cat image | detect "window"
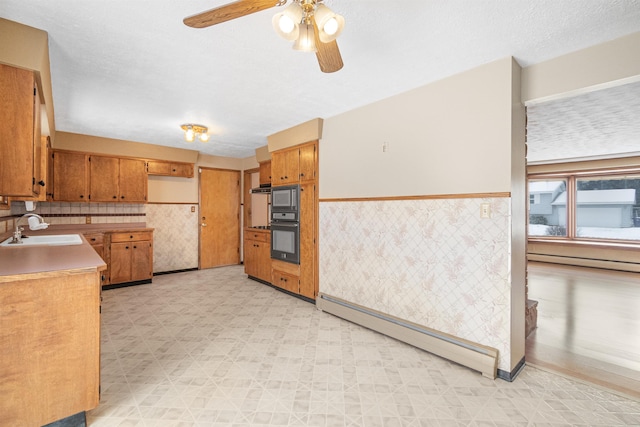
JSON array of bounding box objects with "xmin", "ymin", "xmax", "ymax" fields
[
  {"xmin": 575, "ymin": 175, "xmax": 640, "ymax": 240},
  {"xmin": 528, "ymin": 172, "xmax": 640, "ymax": 242},
  {"xmin": 528, "ymin": 180, "xmax": 568, "ymax": 237}
]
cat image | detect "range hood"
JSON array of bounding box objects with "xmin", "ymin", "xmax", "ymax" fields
[{"xmin": 251, "ymin": 186, "xmax": 271, "ymax": 194}]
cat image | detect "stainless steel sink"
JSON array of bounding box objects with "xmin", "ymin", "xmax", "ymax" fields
[{"xmin": 0, "ymin": 234, "xmax": 83, "ymax": 247}]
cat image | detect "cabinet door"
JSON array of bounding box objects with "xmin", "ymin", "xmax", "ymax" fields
[
  {"xmin": 244, "ymin": 238, "xmax": 259, "ymax": 277},
  {"xmin": 272, "ymin": 270, "xmax": 299, "ymax": 294},
  {"xmin": 110, "ymin": 242, "xmax": 132, "ymax": 284},
  {"xmin": 171, "ymin": 163, "xmax": 194, "ymax": 178},
  {"xmin": 89, "ymin": 155, "xmax": 119, "ymax": 202},
  {"xmin": 131, "ymin": 241, "xmax": 152, "ymax": 281},
  {"xmin": 146, "ymin": 160, "xmax": 171, "ymax": 175},
  {"xmin": 271, "ymin": 148, "xmax": 299, "ymax": 185},
  {"xmin": 299, "ymin": 143, "xmax": 316, "ymax": 183},
  {"xmin": 256, "ymin": 239, "xmax": 271, "ymax": 282},
  {"xmin": 259, "ymin": 161, "xmax": 271, "ymax": 187},
  {"xmin": 299, "ymin": 183, "xmax": 316, "ymax": 299},
  {"xmin": 119, "ymin": 158, "xmax": 147, "ymax": 202},
  {"xmin": 0, "ymin": 64, "xmax": 36, "ymax": 197},
  {"xmin": 53, "ymin": 151, "xmax": 89, "ymax": 202},
  {"xmin": 31, "ymin": 84, "xmax": 42, "ymax": 195}
]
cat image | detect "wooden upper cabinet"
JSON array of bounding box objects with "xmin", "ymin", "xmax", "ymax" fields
[
  {"xmin": 169, "ymin": 162, "xmax": 194, "ymax": 178},
  {"xmin": 259, "ymin": 161, "xmax": 271, "ymax": 187},
  {"xmin": 147, "ymin": 160, "xmax": 194, "ymax": 178},
  {"xmin": 53, "ymin": 151, "xmax": 89, "ymax": 202},
  {"xmin": 146, "ymin": 160, "xmax": 171, "ymax": 175},
  {"xmin": 299, "ymin": 143, "xmax": 316, "ymax": 183},
  {"xmin": 119, "ymin": 158, "xmax": 147, "ymax": 202},
  {"xmin": 271, "ymin": 141, "xmax": 317, "ymax": 186},
  {"xmin": 0, "ymin": 64, "xmax": 39, "ymax": 197},
  {"xmin": 89, "ymin": 155, "xmax": 119, "ymax": 202},
  {"xmin": 271, "ymin": 148, "xmax": 300, "ymax": 185},
  {"xmin": 52, "ymin": 151, "xmax": 147, "ymax": 203}
]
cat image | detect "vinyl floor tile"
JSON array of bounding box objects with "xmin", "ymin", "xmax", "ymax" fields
[{"xmin": 88, "ymin": 266, "xmax": 640, "ymax": 426}]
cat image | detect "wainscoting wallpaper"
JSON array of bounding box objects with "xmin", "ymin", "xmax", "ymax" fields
[
  {"xmin": 145, "ymin": 203, "xmax": 199, "ymax": 273},
  {"xmin": 319, "ymin": 196, "xmax": 513, "ymax": 372}
]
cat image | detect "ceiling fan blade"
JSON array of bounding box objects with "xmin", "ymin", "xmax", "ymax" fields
[
  {"xmin": 312, "ymin": 17, "xmax": 344, "ymax": 73},
  {"xmin": 184, "ymin": 0, "xmax": 278, "ymax": 28}
]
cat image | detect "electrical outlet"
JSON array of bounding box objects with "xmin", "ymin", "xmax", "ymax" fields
[
  {"xmin": 191, "ymin": 206, "xmax": 196, "ymax": 213},
  {"xmin": 481, "ymin": 203, "xmax": 491, "ymax": 218},
  {"xmin": 85, "ymin": 216, "xmax": 91, "ymax": 224},
  {"xmin": 382, "ymin": 141, "xmax": 389, "ymax": 153}
]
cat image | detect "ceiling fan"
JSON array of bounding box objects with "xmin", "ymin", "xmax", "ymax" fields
[{"xmin": 183, "ymin": 0, "xmax": 344, "ymax": 73}]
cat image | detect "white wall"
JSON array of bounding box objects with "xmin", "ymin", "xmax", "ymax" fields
[{"xmin": 321, "ymin": 58, "xmax": 516, "ymax": 199}]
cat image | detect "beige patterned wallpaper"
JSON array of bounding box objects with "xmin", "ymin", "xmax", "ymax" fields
[
  {"xmin": 146, "ymin": 203, "xmax": 199, "ymax": 273},
  {"xmin": 319, "ymin": 196, "xmax": 513, "ymax": 371}
]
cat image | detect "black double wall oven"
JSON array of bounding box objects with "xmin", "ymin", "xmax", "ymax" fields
[{"xmin": 270, "ymin": 184, "xmax": 300, "ymax": 264}]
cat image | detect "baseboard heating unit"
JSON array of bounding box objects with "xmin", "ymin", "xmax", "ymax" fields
[{"xmin": 317, "ymin": 293, "xmax": 499, "ymax": 379}]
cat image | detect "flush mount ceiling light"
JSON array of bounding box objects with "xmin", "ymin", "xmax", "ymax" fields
[
  {"xmin": 183, "ymin": 0, "xmax": 344, "ymax": 73},
  {"xmin": 181, "ymin": 124, "xmax": 209, "ymax": 142}
]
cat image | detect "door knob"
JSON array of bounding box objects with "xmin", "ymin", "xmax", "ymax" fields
[{"xmin": 201, "ymin": 223, "xmax": 207, "ymax": 227}]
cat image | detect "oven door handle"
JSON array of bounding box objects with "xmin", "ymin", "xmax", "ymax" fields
[{"xmin": 271, "ymin": 222, "xmax": 299, "ymax": 228}]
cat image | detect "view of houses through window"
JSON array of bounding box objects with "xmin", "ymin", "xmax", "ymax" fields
[{"xmin": 528, "ymin": 173, "xmax": 640, "ymax": 242}]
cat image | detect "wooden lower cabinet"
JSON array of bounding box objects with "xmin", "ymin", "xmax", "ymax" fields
[
  {"xmin": 84, "ymin": 232, "xmax": 108, "ymax": 285},
  {"xmin": 0, "ymin": 269, "xmax": 101, "ymax": 426},
  {"xmin": 109, "ymin": 231, "xmax": 153, "ymax": 285},
  {"xmin": 244, "ymin": 229, "xmax": 271, "ymax": 282},
  {"xmin": 271, "ymin": 259, "xmax": 300, "ymax": 294}
]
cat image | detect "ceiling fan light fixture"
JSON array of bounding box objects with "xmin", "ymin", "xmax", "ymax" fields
[
  {"xmin": 292, "ymin": 22, "xmax": 316, "ymax": 52},
  {"xmin": 272, "ymin": 2, "xmax": 302, "ymax": 41},
  {"xmin": 314, "ymin": 4, "xmax": 344, "ymax": 42}
]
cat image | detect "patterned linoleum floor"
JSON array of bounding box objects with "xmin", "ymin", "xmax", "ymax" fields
[{"xmin": 88, "ymin": 266, "xmax": 640, "ymax": 426}]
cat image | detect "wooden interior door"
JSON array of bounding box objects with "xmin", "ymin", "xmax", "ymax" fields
[{"xmin": 200, "ymin": 168, "xmax": 241, "ymax": 269}]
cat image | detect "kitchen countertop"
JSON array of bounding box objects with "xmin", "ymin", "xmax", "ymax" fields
[{"xmin": 0, "ymin": 223, "xmax": 152, "ymax": 280}]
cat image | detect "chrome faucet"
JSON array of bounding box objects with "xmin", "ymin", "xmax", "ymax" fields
[{"xmin": 11, "ymin": 213, "xmax": 49, "ymax": 244}]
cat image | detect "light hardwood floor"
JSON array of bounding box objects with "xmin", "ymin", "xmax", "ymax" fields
[{"xmin": 526, "ymin": 261, "xmax": 640, "ymax": 400}]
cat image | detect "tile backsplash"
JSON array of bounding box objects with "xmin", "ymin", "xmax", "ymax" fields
[{"xmin": 9, "ymin": 201, "xmax": 146, "ymax": 225}]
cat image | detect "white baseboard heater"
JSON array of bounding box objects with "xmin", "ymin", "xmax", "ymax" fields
[{"xmin": 317, "ymin": 293, "xmax": 499, "ymax": 379}]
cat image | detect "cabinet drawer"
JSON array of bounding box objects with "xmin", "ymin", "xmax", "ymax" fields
[
  {"xmin": 245, "ymin": 230, "xmax": 269, "ymax": 243},
  {"xmin": 83, "ymin": 233, "xmax": 104, "ymax": 245},
  {"xmin": 110, "ymin": 231, "xmax": 151, "ymax": 243},
  {"xmin": 272, "ymin": 270, "xmax": 299, "ymax": 294}
]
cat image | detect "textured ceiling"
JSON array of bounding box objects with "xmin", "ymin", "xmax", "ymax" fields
[
  {"xmin": 526, "ymin": 80, "xmax": 640, "ymax": 163},
  {"xmin": 1, "ymin": 0, "xmax": 640, "ymax": 160}
]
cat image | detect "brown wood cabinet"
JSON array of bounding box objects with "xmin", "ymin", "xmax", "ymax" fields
[
  {"xmin": 89, "ymin": 155, "xmax": 119, "ymax": 202},
  {"xmin": 117, "ymin": 158, "xmax": 147, "ymax": 202},
  {"xmin": 268, "ymin": 141, "xmax": 318, "ymax": 300},
  {"xmin": 109, "ymin": 231, "xmax": 153, "ymax": 285},
  {"xmin": 259, "ymin": 161, "xmax": 271, "ymax": 187},
  {"xmin": 299, "ymin": 182, "xmax": 317, "ymax": 299},
  {"xmin": 0, "ymin": 64, "xmax": 42, "ymax": 197},
  {"xmin": 271, "ymin": 147, "xmax": 300, "ymax": 185},
  {"xmin": 90, "ymin": 156, "xmax": 147, "ymax": 203},
  {"xmin": 299, "ymin": 143, "xmax": 316, "ymax": 183},
  {"xmin": 271, "ymin": 259, "xmax": 300, "ymax": 294},
  {"xmin": 52, "ymin": 151, "xmax": 89, "ymax": 202},
  {"xmin": 244, "ymin": 229, "xmax": 271, "ymax": 283},
  {"xmin": 0, "ymin": 269, "xmax": 101, "ymax": 426},
  {"xmin": 147, "ymin": 160, "xmax": 194, "ymax": 178},
  {"xmin": 271, "ymin": 141, "xmax": 317, "ymax": 186},
  {"xmin": 84, "ymin": 232, "xmax": 108, "ymax": 285},
  {"xmin": 52, "ymin": 151, "xmax": 147, "ymax": 202}
]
